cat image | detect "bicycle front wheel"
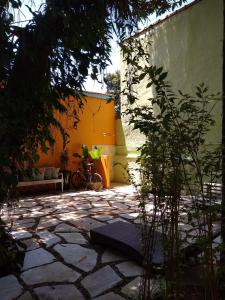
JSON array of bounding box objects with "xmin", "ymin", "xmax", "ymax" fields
[{"xmin": 71, "ymin": 171, "xmax": 85, "ymax": 190}]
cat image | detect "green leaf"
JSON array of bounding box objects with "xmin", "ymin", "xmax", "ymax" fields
[
  {"xmin": 158, "ymin": 72, "xmax": 168, "ymax": 81},
  {"xmin": 146, "ymin": 82, "xmax": 153, "ymax": 88},
  {"xmin": 139, "ymin": 73, "xmax": 146, "ymax": 81},
  {"xmin": 89, "ymin": 146, "xmax": 102, "ymax": 160}
]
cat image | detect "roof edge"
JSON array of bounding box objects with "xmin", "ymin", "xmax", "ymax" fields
[
  {"xmin": 127, "ymin": 0, "xmax": 203, "ymax": 40},
  {"xmin": 80, "ymin": 90, "xmax": 113, "ymax": 100}
]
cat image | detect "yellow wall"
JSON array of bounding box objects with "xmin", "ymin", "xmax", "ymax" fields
[{"xmin": 36, "ymin": 94, "xmax": 115, "ymax": 172}]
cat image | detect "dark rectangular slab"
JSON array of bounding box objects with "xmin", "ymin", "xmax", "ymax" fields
[
  {"xmin": 90, "ymin": 221, "xmax": 164, "ymax": 265},
  {"xmin": 90, "ymin": 221, "xmax": 221, "ymax": 266}
]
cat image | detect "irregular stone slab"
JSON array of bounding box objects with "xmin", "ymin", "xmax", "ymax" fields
[
  {"xmin": 116, "ymin": 261, "xmax": 143, "ymax": 277},
  {"xmin": 54, "ymin": 222, "xmax": 80, "ymax": 232},
  {"xmin": 119, "ymin": 213, "xmax": 139, "ymax": 220},
  {"xmin": 91, "ymin": 214, "xmax": 113, "ymax": 222},
  {"xmin": 102, "ymin": 249, "xmax": 126, "ymax": 263},
  {"xmin": 121, "ymin": 276, "xmax": 163, "ymax": 298},
  {"xmin": 1, "ymin": 213, "xmax": 20, "ymax": 224},
  {"xmin": 54, "ymin": 203, "xmax": 69, "ymax": 209},
  {"xmin": 0, "ymin": 275, "xmax": 23, "ymax": 300},
  {"xmin": 22, "ymin": 248, "xmax": 55, "ymax": 270},
  {"xmin": 55, "ymin": 207, "xmax": 76, "ymax": 214},
  {"xmin": 19, "ymin": 201, "xmax": 37, "ymax": 208},
  {"xmin": 114, "ymin": 196, "xmax": 126, "ymax": 200},
  {"xmin": 111, "ymin": 185, "xmax": 136, "ymax": 193},
  {"xmin": 124, "ymin": 193, "xmax": 137, "ymax": 199},
  {"xmin": 70, "ymin": 217, "xmax": 103, "ymax": 231},
  {"xmin": 37, "ymin": 217, "xmax": 61, "ymax": 230},
  {"xmin": 21, "ymin": 262, "xmax": 80, "ymax": 285},
  {"xmin": 121, "ymin": 276, "xmax": 141, "ymax": 298},
  {"xmin": 11, "ymin": 208, "xmax": 28, "ymax": 215},
  {"xmin": 42, "ymin": 203, "xmax": 58, "ymax": 209},
  {"xmin": 21, "ymin": 238, "xmax": 40, "ymax": 251},
  {"xmin": 40, "ymin": 207, "xmax": 56, "ymax": 214},
  {"xmin": 23, "ymin": 211, "xmax": 46, "ymax": 218},
  {"xmin": 13, "ymin": 221, "xmax": 35, "ymax": 230},
  {"xmin": 90, "ymin": 221, "xmax": 164, "ymax": 265},
  {"xmin": 17, "ymin": 291, "xmax": 34, "ymax": 300},
  {"xmin": 56, "ymin": 211, "xmax": 89, "ymax": 222},
  {"xmin": 81, "ymin": 265, "xmax": 122, "ymax": 298},
  {"xmin": 94, "ymin": 292, "xmax": 125, "ymax": 300},
  {"xmin": 10, "ymin": 229, "xmax": 32, "ymax": 240},
  {"xmin": 14, "ymin": 216, "xmax": 34, "ymax": 223},
  {"xmin": 92, "ymin": 201, "xmax": 110, "ymax": 208},
  {"xmin": 74, "ymin": 203, "xmax": 92, "ymax": 210},
  {"xmin": 83, "ymin": 195, "xmax": 101, "ymax": 201},
  {"xmin": 57, "ymin": 232, "xmax": 87, "ymax": 244},
  {"xmin": 123, "ymin": 201, "xmax": 137, "ymax": 208},
  {"xmin": 101, "ymin": 195, "xmax": 115, "ymax": 200},
  {"xmin": 37, "ymin": 230, "xmax": 61, "ymax": 248},
  {"xmin": 107, "ymin": 218, "xmax": 128, "ymax": 224},
  {"xmin": 111, "ymin": 202, "xmax": 129, "ymax": 210},
  {"xmin": 28, "ymin": 205, "xmax": 43, "ymax": 212},
  {"xmin": 54, "ymin": 203, "xmax": 68, "ymax": 210},
  {"xmin": 54, "ymin": 244, "xmax": 97, "ymax": 272},
  {"xmin": 12, "ymin": 217, "xmax": 35, "ymax": 225},
  {"xmin": 89, "ymin": 207, "xmax": 114, "ymax": 214},
  {"xmin": 34, "ymin": 285, "xmax": 84, "ymax": 300}
]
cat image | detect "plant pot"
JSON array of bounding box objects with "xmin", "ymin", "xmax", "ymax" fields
[{"xmin": 61, "ymin": 170, "xmax": 71, "ymax": 190}]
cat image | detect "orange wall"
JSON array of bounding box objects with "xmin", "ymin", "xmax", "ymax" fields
[{"xmin": 36, "ymin": 95, "xmax": 115, "ymax": 172}]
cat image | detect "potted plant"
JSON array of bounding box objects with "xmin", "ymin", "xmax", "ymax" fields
[
  {"xmin": 89, "ymin": 146, "xmax": 102, "ymax": 171},
  {"xmin": 73, "ymin": 145, "xmax": 102, "ymax": 171}
]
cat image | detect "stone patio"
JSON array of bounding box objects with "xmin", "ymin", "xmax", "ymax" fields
[{"xmin": 0, "ymin": 184, "xmax": 144, "ymax": 300}]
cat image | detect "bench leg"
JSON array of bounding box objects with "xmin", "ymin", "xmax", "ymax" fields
[{"xmin": 61, "ymin": 182, "xmax": 63, "ymax": 193}]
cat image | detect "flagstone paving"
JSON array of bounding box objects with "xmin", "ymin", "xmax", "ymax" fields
[
  {"xmin": 0, "ymin": 184, "xmax": 144, "ymax": 299},
  {"xmin": 0, "ymin": 275, "xmax": 23, "ymax": 300},
  {"xmin": 22, "ymin": 248, "xmax": 56, "ymax": 270},
  {"xmin": 81, "ymin": 266, "xmax": 122, "ymax": 298}
]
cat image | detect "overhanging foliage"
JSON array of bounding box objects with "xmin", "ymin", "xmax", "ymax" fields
[{"xmin": 0, "ymin": 0, "xmax": 188, "ymax": 203}]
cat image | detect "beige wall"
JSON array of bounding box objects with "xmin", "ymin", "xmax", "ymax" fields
[
  {"xmin": 121, "ymin": 0, "xmax": 223, "ymax": 152},
  {"xmin": 115, "ymin": 0, "xmax": 223, "ymax": 183}
]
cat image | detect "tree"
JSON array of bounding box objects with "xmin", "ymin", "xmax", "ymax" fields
[
  {"xmin": 0, "ymin": 0, "xmax": 188, "ymax": 204},
  {"xmin": 122, "ymin": 35, "xmax": 222, "ymax": 298},
  {"xmin": 104, "ymin": 70, "xmax": 120, "ymax": 118},
  {"xmin": 0, "ymin": 0, "xmax": 189, "ymax": 281}
]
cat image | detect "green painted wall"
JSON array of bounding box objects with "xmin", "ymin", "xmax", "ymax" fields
[
  {"xmin": 115, "ymin": 0, "xmax": 223, "ymax": 182},
  {"xmin": 113, "ymin": 119, "xmax": 129, "ymax": 183},
  {"xmin": 151, "ymin": 0, "xmax": 223, "ymax": 146}
]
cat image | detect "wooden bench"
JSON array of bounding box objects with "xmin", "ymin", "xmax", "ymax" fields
[{"xmin": 17, "ymin": 173, "xmax": 64, "ymax": 192}]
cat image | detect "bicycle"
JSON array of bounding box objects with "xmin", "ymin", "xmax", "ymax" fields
[{"xmin": 71, "ymin": 160, "xmax": 103, "ymax": 191}]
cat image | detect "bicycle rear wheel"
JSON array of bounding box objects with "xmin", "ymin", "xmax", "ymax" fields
[
  {"xmin": 71, "ymin": 171, "xmax": 85, "ymax": 190},
  {"xmin": 89, "ymin": 172, "xmax": 103, "ymax": 191}
]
